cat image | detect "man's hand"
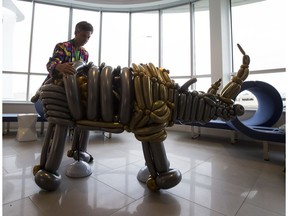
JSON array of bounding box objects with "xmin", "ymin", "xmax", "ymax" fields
[{"xmin": 56, "ymin": 62, "xmax": 76, "ymax": 75}]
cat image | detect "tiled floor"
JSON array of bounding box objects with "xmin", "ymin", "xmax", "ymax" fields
[{"xmin": 2, "ymin": 129, "xmax": 286, "ymax": 216}]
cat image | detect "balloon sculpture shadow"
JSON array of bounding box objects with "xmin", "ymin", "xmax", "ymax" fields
[{"xmin": 33, "ymin": 44, "xmax": 250, "ymax": 191}]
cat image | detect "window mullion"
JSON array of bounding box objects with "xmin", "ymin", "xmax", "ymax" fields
[{"xmin": 26, "ymin": 1, "xmax": 36, "ymax": 101}]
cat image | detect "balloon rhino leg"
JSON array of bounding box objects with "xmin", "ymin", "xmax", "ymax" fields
[
  {"xmin": 65, "ymin": 128, "xmax": 93, "ymax": 178},
  {"xmin": 67, "ymin": 128, "xmax": 93, "ymax": 163},
  {"xmin": 138, "ymin": 141, "xmax": 182, "ymax": 191},
  {"xmin": 33, "ymin": 123, "xmax": 68, "ymax": 191}
]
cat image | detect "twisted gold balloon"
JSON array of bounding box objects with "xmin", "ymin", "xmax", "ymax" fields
[
  {"xmin": 220, "ymin": 44, "xmax": 250, "ymax": 100},
  {"xmin": 130, "ymin": 63, "xmax": 175, "ymax": 142}
]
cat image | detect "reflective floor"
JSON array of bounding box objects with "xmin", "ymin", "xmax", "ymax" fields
[{"xmin": 3, "ymin": 129, "xmax": 285, "ymax": 216}]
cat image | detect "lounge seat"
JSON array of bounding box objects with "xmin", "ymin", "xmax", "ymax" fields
[{"xmin": 227, "ymin": 81, "xmax": 285, "ymax": 160}]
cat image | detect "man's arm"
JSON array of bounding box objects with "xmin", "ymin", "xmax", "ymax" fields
[{"xmin": 46, "ymin": 43, "xmax": 75, "ymax": 77}]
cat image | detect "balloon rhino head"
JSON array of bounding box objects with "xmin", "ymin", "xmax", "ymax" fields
[{"xmin": 33, "ymin": 44, "xmax": 250, "ymax": 191}]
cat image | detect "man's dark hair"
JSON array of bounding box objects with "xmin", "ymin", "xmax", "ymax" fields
[{"xmin": 75, "ymin": 21, "xmax": 94, "ymax": 34}]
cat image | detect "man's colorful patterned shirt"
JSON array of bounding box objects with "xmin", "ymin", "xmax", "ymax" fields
[{"xmin": 46, "ymin": 39, "xmax": 89, "ymax": 78}]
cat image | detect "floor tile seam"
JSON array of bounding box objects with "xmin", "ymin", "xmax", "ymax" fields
[
  {"xmin": 89, "ymin": 160, "xmax": 118, "ymax": 170},
  {"xmin": 2, "ymin": 166, "xmax": 34, "ymax": 176},
  {"xmin": 3, "ymin": 191, "xmax": 38, "ymax": 206},
  {"xmin": 242, "ymin": 201, "xmax": 285, "ymax": 216},
  {"xmin": 90, "ymin": 163, "xmax": 141, "ymax": 178},
  {"xmin": 61, "ymin": 159, "xmax": 143, "ymax": 179},
  {"xmin": 88, "ymin": 168, "xmax": 115, "ymax": 177},
  {"xmin": 2, "ymin": 167, "xmax": 9, "ymax": 174},
  {"xmin": 2, "ymin": 197, "xmax": 27, "ymax": 206},
  {"xmin": 3, "ymin": 149, "xmax": 42, "ymax": 160},
  {"xmin": 234, "ymin": 175, "xmax": 281, "ymax": 215},
  {"xmin": 255, "ymin": 171, "xmax": 286, "ymax": 188},
  {"xmin": 89, "ymin": 150, "xmax": 144, "ymax": 161},
  {"xmin": 252, "ymin": 171, "xmax": 286, "ymax": 194},
  {"xmin": 179, "ymin": 154, "xmax": 216, "ymax": 175},
  {"xmin": 114, "ymin": 147, "xmax": 146, "ymax": 158},
  {"xmin": 28, "ymin": 196, "xmax": 50, "ymax": 216},
  {"xmin": 192, "ymin": 167, "xmax": 263, "ymax": 186},
  {"xmin": 2, "ymin": 149, "xmax": 24, "ymax": 158},
  {"xmin": 89, "ymin": 171, "xmax": 147, "ymax": 197},
  {"xmin": 181, "ymin": 169, "xmax": 252, "ymax": 193},
  {"xmin": 165, "ymin": 191, "xmax": 226, "ymax": 216},
  {"xmin": 2, "ymin": 153, "xmax": 40, "ymax": 168},
  {"xmin": 233, "ymin": 188, "xmax": 250, "ymax": 216},
  {"xmin": 89, "ymin": 175, "xmax": 140, "ymax": 201},
  {"xmin": 166, "ymin": 153, "xmax": 214, "ymax": 165},
  {"xmin": 93, "ymin": 158, "xmax": 144, "ymax": 171},
  {"xmin": 109, "ymin": 193, "xmax": 150, "ymax": 216},
  {"xmin": 180, "ymin": 163, "xmax": 204, "ymax": 176},
  {"xmin": 188, "ymin": 156, "xmax": 264, "ymax": 187},
  {"xmin": 27, "ymin": 180, "xmax": 139, "ymax": 216}
]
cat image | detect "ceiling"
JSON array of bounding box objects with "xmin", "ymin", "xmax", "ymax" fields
[
  {"xmin": 32, "ymin": 0, "xmax": 198, "ymax": 12},
  {"xmin": 12, "ymin": 0, "xmax": 263, "ymax": 13},
  {"xmin": 78, "ymin": 0, "xmax": 168, "ymax": 4}
]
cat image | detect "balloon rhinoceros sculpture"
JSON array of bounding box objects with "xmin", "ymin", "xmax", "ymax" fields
[{"xmin": 33, "ymin": 44, "xmax": 250, "ymax": 191}]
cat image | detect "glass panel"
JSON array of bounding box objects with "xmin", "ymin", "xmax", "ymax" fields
[
  {"xmin": 173, "ymin": 77, "xmax": 212, "ymax": 93},
  {"xmin": 131, "ymin": 11, "xmax": 159, "ymax": 65},
  {"xmin": 194, "ymin": 0, "xmax": 211, "ymax": 75},
  {"xmin": 194, "ymin": 77, "xmax": 211, "ymax": 92},
  {"xmin": 232, "ymin": 0, "xmax": 286, "ymax": 111},
  {"xmin": 28, "ymin": 75, "xmax": 48, "ymax": 100},
  {"xmin": 172, "ymin": 78, "xmax": 192, "ymax": 89},
  {"xmin": 72, "ymin": 9, "xmax": 100, "ymax": 64},
  {"xmin": 30, "ymin": 3, "xmax": 70, "ymax": 73},
  {"xmin": 235, "ymin": 90, "xmax": 258, "ymax": 111},
  {"xmin": 2, "ymin": 74, "xmax": 28, "ymax": 101},
  {"xmin": 246, "ymin": 72, "xmax": 286, "ymax": 110},
  {"xmin": 2, "ymin": 0, "xmax": 32, "ymax": 72},
  {"xmin": 231, "ymin": 0, "xmax": 286, "ymax": 70},
  {"xmin": 101, "ymin": 12, "xmax": 129, "ymax": 67},
  {"xmin": 162, "ymin": 5, "xmax": 191, "ymax": 77}
]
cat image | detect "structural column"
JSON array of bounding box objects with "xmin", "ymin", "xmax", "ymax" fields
[{"xmin": 209, "ymin": 0, "xmax": 232, "ymax": 88}]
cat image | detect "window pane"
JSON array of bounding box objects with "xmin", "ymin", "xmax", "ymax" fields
[
  {"xmin": 246, "ymin": 72, "xmax": 286, "ymax": 109},
  {"xmin": 173, "ymin": 77, "xmax": 212, "ymax": 92},
  {"xmin": 194, "ymin": 77, "xmax": 211, "ymax": 92},
  {"xmin": 101, "ymin": 12, "xmax": 129, "ymax": 67},
  {"xmin": 72, "ymin": 9, "xmax": 100, "ymax": 65},
  {"xmin": 29, "ymin": 75, "xmax": 48, "ymax": 100},
  {"xmin": 231, "ymin": 0, "xmax": 286, "ymax": 70},
  {"xmin": 162, "ymin": 5, "xmax": 191, "ymax": 77},
  {"xmin": 2, "ymin": 0, "xmax": 32, "ymax": 72},
  {"xmin": 194, "ymin": 0, "xmax": 211, "ymax": 75},
  {"xmin": 30, "ymin": 3, "xmax": 70, "ymax": 73},
  {"xmin": 173, "ymin": 78, "xmax": 192, "ymax": 89},
  {"xmin": 235, "ymin": 90, "xmax": 258, "ymax": 111},
  {"xmin": 232, "ymin": 0, "xmax": 286, "ymax": 110},
  {"xmin": 131, "ymin": 11, "xmax": 159, "ymax": 65},
  {"xmin": 2, "ymin": 74, "xmax": 28, "ymax": 101}
]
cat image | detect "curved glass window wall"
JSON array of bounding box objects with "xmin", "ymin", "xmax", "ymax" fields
[{"xmin": 2, "ymin": 0, "xmax": 286, "ymax": 111}]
